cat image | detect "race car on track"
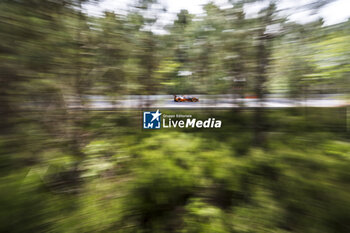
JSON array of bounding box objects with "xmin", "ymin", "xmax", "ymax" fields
[{"xmin": 174, "ymin": 95, "xmax": 199, "ymax": 102}]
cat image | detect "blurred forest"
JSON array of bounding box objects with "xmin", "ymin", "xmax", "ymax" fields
[{"xmin": 0, "ymin": 0, "xmax": 349, "ymax": 232}]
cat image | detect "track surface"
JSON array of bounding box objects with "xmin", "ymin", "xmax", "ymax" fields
[{"xmin": 82, "ymin": 95, "xmax": 348, "ymax": 109}]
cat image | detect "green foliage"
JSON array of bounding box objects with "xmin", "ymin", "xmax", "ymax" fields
[
  {"xmin": 0, "ymin": 0, "xmax": 349, "ymax": 232},
  {"xmin": 1, "ymin": 108, "xmax": 350, "ymax": 232}
]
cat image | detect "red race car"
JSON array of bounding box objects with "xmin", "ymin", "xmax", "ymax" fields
[{"xmin": 174, "ymin": 95, "xmax": 199, "ymax": 102}]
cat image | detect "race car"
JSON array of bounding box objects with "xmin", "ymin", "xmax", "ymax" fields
[{"xmin": 174, "ymin": 95, "xmax": 199, "ymax": 102}]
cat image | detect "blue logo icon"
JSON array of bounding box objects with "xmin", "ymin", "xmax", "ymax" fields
[{"xmin": 143, "ymin": 109, "xmax": 162, "ymax": 129}]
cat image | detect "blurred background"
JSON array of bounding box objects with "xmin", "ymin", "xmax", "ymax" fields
[{"xmin": 0, "ymin": 0, "xmax": 349, "ymax": 232}]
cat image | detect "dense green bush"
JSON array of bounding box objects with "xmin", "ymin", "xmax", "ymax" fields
[{"xmin": 1, "ymin": 110, "xmax": 349, "ymax": 232}]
